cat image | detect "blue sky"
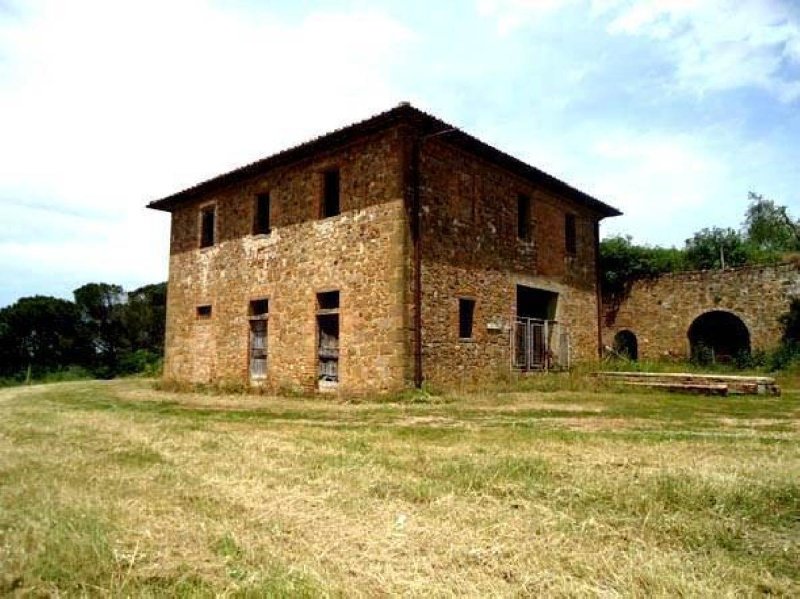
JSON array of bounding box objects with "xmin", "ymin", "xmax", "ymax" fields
[{"xmin": 1, "ymin": 0, "xmax": 798, "ymax": 307}]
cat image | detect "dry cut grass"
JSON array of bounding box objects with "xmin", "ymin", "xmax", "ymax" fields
[{"xmin": 0, "ymin": 378, "xmax": 798, "ymax": 597}]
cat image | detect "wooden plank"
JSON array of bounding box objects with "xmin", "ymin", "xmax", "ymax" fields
[
  {"xmin": 622, "ymin": 381, "xmax": 729, "ymax": 395},
  {"xmin": 593, "ymin": 371, "xmax": 780, "ymax": 396}
]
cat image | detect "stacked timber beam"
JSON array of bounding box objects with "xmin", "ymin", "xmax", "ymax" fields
[{"xmin": 594, "ymin": 371, "xmax": 780, "ymax": 396}]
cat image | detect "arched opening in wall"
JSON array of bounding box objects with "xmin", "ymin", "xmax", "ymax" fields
[
  {"xmin": 687, "ymin": 311, "xmax": 750, "ymax": 365},
  {"xmin": 613, "ymin": 330, "xmax": 638, "ymax": 361}
]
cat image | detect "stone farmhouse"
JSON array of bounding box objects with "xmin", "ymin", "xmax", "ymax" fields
[{"xmin": 148, "ymin": 103, "xmax": 620, "ymax": 394}]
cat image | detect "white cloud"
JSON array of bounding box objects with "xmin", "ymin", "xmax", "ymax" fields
[
  {"xmin": 475, "ymin": 0, "xmax": 582, "ymax": 34},
  {"xmin": 477, "ymin": 0, "xmax": 800, "ymax": 102},
  {"xmin": 606, "ymin": 0, "xmax": 800, "ymax": 102},
  {"xmin": 587, "ymin": 130, "xmax": 728, "ymax": 240},
  {"xmin": 0, "ymin": 0, "xmax": 411, "ymax": 304}
]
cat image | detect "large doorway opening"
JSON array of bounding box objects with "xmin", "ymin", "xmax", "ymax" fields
[
  {"xmin": 516, "ymin": 285, "xmax": 557, "ymax": 320},
  {"xmin": 514, "ymin": 285, "xmax": 568, "ymax": 371},
  {"xmin": 688, "ymin": 311, "xmax": 750, "ymax": 364}
]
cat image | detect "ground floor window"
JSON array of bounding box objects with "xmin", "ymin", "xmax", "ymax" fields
[
  {"xmin": 317, "ymin": 291, "xmax": 340, "ymax": 384},
  {"xmin": 249, "ymin": 299, "xmax": 268, "ymax": 379}
]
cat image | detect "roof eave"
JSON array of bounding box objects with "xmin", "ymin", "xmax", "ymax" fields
[{"xmin": 146, "ymin": 103, "xmax": 622, "ymax": 219}]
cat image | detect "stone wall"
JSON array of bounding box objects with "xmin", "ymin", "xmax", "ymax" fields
[
  {"xmin": 602, "ymin": 263, "xmax": 800, "ymax": 359},
  {"xmin": 417, "ymin": 140, "xmax": 603, "ymax": 388},
  {"xmin": 164, "ymin": 128, "xmax": 410, "ymax": 394}
]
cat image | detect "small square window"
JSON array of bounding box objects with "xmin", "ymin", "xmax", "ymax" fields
[
  {"xmin": 517, "ymin": 195, "xmax": 531, "ymax": 241},
  {"xmin": 565, "ymin": 213, "xmax": 577, "ymax": 256},
  {"xmin": 254, "ymin": 193, "xmax": 271, "ymax": 235},
  {"xmin": 322, "ymin": 170, "xmax": 340, "ymax": 218},
  {"xmin": 196, "ymin": 305, "xmax": 212, "ymax": 319},
  {"xmin": 200, "ymin": 205, "xmax": 215, "ymax": 248},
  {"xmin": 459, "ymin": 298, "xmax": 475, "ymax": 339}
]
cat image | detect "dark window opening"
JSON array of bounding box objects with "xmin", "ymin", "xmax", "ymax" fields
[
  {"xmin": 517, "ymin": 194, "xmax": 531, "ymax": 241},
  {"xmin": 254, "ymin": 193, "xmax": 271, "ymax": 235},
  {"xmin": 196, "ymin": 305, "xmax": 212, "ymax": 319},
  {"xmin": 317, "ymin": 291, "xmax": 339, "ymax": 384},
  {"xmin": 459, "ymin": 298, "xmax": 476, "ymax": 339},
  {"xmin": 565, "ymin": 213, "xmax": 577, "ymax": 256},
  {"xmin": 688, "ymin": 311, "xmax": 750, "ymax": 365},
  {"xmin": 249, "ymin": 299, "xmax": 268, "ymax": 379},
  {"xmin": 249, "ymin": 298, "xmax": 269, "ymax": 317},
  {"xmin": 200, "ymin": 206, "xmax": 215, "ymax": 248},
  {"xmin": 516, "ymin": 285, "xmax": 557, "ymax": 320},
  {"xmin": 317, "ymin": 290, "xmax": 340, "ymax": 311},
  {"xmin": 322, "ymin": 169, "xmax": 340, "ymax": 218},
  {"xmin": 613, "ymin": 330, "xmax": 638, "ymax": 360}
]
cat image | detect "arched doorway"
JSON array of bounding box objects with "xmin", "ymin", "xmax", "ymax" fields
[
  {"xmin": 688, "ymin": 311, "xmax": 750, "ymax": 364},
  {"xmin": 613, "ymin": 330, "xmax": 638, "ymax": 360}
]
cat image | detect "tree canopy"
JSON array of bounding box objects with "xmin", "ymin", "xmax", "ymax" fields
[
  {"xmin": 601, "ymin": 192, "xmax": 795, "ymax": 297},
  {"xmin": 0, "ymin": 282, "xmax": 166, "ymax": 381}
]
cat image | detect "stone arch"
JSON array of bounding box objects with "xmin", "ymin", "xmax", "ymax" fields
[
  {"xmin": 687, "ymin": 310, "xmax": 750, "ymax": 364},
  {"xmin": 613, "ymin": 329, "xmax": 638, "ymax": 360}
]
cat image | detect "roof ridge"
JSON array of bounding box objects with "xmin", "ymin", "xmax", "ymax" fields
[{"xmin": 147, "ymin": 102, "xmax": 621, "ymax": 218}]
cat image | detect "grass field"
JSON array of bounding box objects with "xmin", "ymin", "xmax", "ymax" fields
[{"xmin": 1, "ymin": 378, "xmax": 798, "ymax": 597}]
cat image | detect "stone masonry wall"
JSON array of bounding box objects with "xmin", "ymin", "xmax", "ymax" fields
[
  {"xmin": 418, "ymin": 140, "xmax": 603, "ymax": 388},
  {"xmin": 164, "ymin": 128, "xmax": 410, "ymax": 394},
  {"xmin": 602, "ymin": 263, "xmax": 800, "ymax": 359}
]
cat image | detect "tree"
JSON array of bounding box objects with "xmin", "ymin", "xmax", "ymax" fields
[
  {"xmin": 600, "ymin": 235, "xmax": 684, "ymax": 297},
  {"xmin": 0, "ymin": 296, "xmax": 90, "ymax": 377},
  {"xmin": 743, "ymin": 191, "xmax": 800, "ymax": 252},
  {"xmin": 683, "ymin": 227, "xmax": 751, "ymax": 271},
  {"xmin": 73, "ymin": 283, "xmax": 129, "ymax": 377},
  {"xmin": 123, "ymin": 282, "xmax": 167, "ymax": 353}
]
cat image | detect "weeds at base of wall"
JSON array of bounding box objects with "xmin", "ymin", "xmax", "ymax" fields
[{"xmin": 151, "ymin": 378, "xmax": 314, "ymax": 399}]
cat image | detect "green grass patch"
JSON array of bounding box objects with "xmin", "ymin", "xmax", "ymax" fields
[{"xmin": 0, "ymin": 378, "xmax": 797, "ymax": 596}]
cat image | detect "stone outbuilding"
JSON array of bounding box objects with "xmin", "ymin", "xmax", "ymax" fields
[
  {"xmin": 147, "ymin": 103, "xmax": 620, "ymax": 393},
  {"xmin": 603, "ymin": 263, "xmax": 800, "ymax": 362}
]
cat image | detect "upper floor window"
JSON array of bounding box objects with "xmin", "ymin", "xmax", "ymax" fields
[
  {"xmin": 254, "ymin": 193, "xmax": 271, "ymax": 235},
  {"xmin": 517, "ymin": 194, "xmax": 531, "ymax": 241},
  {"xmin": 322, "ymin": 169, "xmax": 340, "ymax": 218},
  {"xmin": 565, "ymin": 213, "xmax": 577, "ymax": 256},
  {"xmin": 200, "ymin": 205, "xmax": 215, "ymax": 248},
  {"xmin": 196, "ymin": 305, "xmax": 212, "ymax": 319}
]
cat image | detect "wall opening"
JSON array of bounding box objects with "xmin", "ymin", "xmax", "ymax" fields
[
  {"xmin": 516, "ymin": 285, "xmax": 557, "ymax": 320},
  {"xmin": 458, "ymin": 298, "xmax": 475, "ymax": 339},
  {"xmin": 322, "ymin": 169, "xmax": 340, "ymax": 218},
  {"xmin": 249, "ymin": 299, "xmax": 269, "ymax": 379},
  {"xmin": 613, "ymin": 329, "xmax": 638, "ymax": 360},
  {"xmin": 200, "ymin": 205, "xmax": 215, "ymax": 248},
  {"xmin": 317, "ymin": 291, "xmax": 340, "ymax": 385},
  {"xmin": 565, "ymin": 213, "xmax": 577, "ymax": 256},
  {"xmin": 517, "ymin": 194, "xmax": 531, "ymax": 241},
  {"xmin": 514, "ymin": 286, "xmax": 568, "ymax": 371},
  {"xmin": 688, "ymin": 310, "xmax": 750, "ymax": 364},
  {"xmin": 253, "ymin": 193, "xmax": 271, "ymax": 235}
]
